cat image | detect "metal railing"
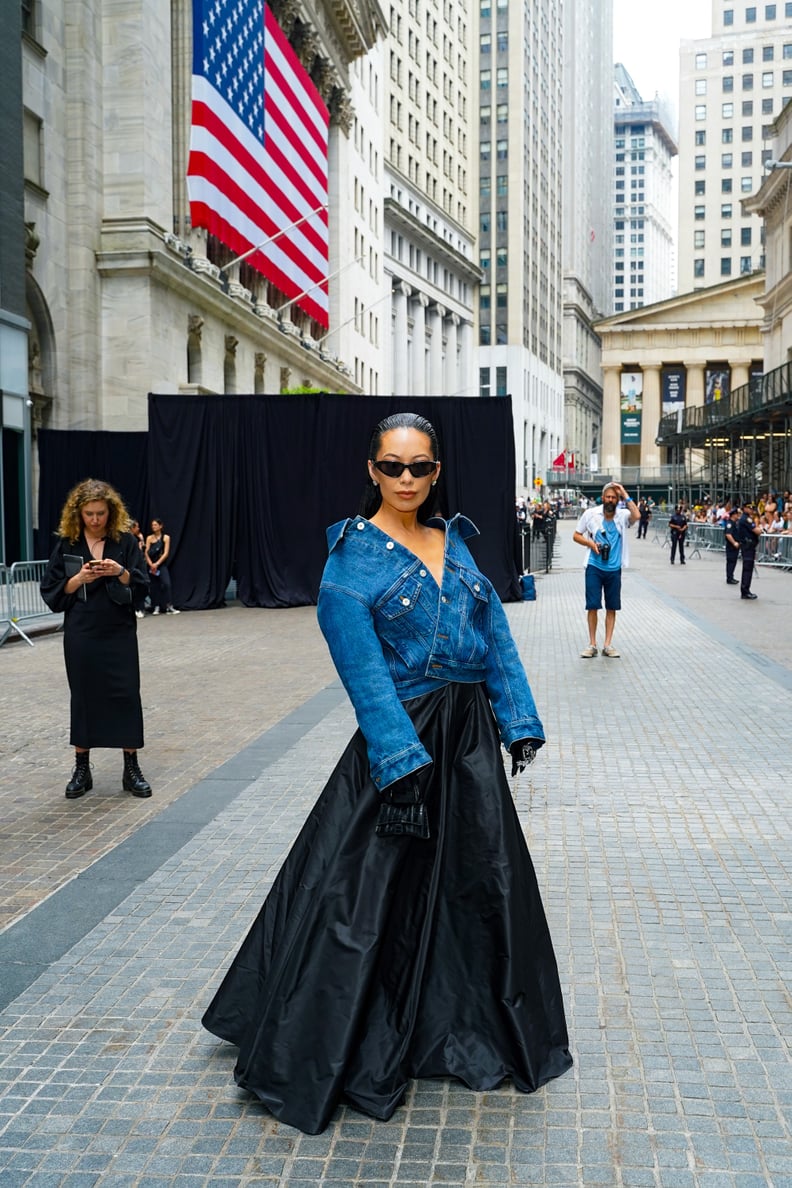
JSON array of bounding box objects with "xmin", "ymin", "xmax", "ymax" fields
[
  {"xmin": 658, "ymin": 521, "xmax": 792, "ymax": 570},
  {"xmin": 0, "ymin": 560, "xmax": 61, "ymax": 647}
]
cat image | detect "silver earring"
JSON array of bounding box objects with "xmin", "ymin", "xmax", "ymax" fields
[
  {"xmin": 373, "ymin": 480, "xmax": 379, "ymax": 487},
  {"xmin": 431, "ymin": 480, "xmax": 437, "ymax": 486}
]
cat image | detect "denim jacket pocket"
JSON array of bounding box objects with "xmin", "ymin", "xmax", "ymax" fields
[
  {"xmin": 377, "ymin": 574, "xmax": 423, "ymax": 620},
  {"xmin": 456, "ymin": 569, "xmax": 490, "ymax": 663}
]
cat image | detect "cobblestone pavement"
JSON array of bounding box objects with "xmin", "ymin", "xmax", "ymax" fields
[{"xmin": 0, "ymin": 528, "xmax": 791, "ymax": 1186}]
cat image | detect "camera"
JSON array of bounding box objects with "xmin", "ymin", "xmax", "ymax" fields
[{"xmin": 598, "ymin": 542, "xmax": 611, "ymax": 562}]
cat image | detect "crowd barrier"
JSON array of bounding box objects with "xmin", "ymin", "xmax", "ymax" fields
[
  {"xmin": 653, "ymin": 520, "xmax": 792, "ymax": 570},
  {"xmin": 0, "ymin": 560, "xmax": 61, "ymax": 647}
]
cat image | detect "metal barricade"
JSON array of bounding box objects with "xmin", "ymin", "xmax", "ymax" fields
[
  {"xmin": 0, "ymin": 560, "xmax": 61, "ymax": 647},
  {"xmin": 0, "ymin": 565, "xmax": 12, "ymax": 646},
  {"xmin": 757, "ymin": 533, "xmax": 792, "ymax": 570},
  {"xmin": 686, "ymin": 523, "xmax": 724, "ymax": 555}
]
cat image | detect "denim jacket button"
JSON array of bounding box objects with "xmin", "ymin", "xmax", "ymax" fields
[
  {"xmin": 474, "ymin": 583, "xmax": 481, "ymax": 592},
  {"xmin": 386, "ymin": 541, "xmax": 394, "ymax": 549},
  {"xmin": 401, "ymin": 597, "xmax": 410, "ymax": 606},
  {"xmin": 419, "ymin": 569, "xmax": 427, "ymax": 577},
  {"xmin": 356, "ymin": 522, "xmax": 365, "ymax": 530},
  {"xmin": 441, "ymin": 596, "xmax": 448, "ymax": 603}
]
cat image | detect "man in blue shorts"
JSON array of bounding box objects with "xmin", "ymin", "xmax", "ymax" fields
[{"xmin": 572, "ymin": 482, "xmax": 640, "ymax": 658}]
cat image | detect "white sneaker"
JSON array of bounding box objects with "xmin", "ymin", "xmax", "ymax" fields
[
  {"xmin": 166, "ymin": 607, "xmax": 180, "ymax": 615},
  {"xmin": 135, "ymin": 610, "xmax": 144, "ymax": 619},
  {"xmin": 152, "ymin": 607, "xmax": 160, "ymax": 616}
]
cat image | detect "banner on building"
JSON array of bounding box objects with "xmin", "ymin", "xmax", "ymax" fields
[
  {"xmin": 705, "ymin": 365, "xmax": 730, "ymax": 404},
  {"xmin": 662, "ymin": 366, "xmax": 686, "ymax": 413},
  {"xmin": 188, "ymin": 0, "xmax": 330, "ymax": 326},
  {"xmin": 620, "ymin": 370, "xmax": 642, "ymax": 445}
]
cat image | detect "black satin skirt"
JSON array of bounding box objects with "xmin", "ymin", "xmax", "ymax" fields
[{"xmin": 202, "ymin": 682, "xmax": 572, "ymax": 1134}]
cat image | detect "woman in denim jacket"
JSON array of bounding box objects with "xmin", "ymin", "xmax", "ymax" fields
[{"xmin": 202, "ymin": 414, "xmax": 571, "ymax": 1134}]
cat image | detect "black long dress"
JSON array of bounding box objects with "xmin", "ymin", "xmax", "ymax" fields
[
  {"xmin": 202, "ymin": 681, "xmax": 572, "ymax": 1134},
  {"xmin": 40, "ymin": 533, "xmax": 148, "ymax": 748}
]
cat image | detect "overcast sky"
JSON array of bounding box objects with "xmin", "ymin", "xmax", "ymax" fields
[{"xmin": 613, "ymin": 0, "xmax": 712, "ymax": 115}]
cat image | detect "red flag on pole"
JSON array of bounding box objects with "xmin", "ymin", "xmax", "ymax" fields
[{"xmin": 552, "ymin": 451, "xmax": 566, "ymax": 468}]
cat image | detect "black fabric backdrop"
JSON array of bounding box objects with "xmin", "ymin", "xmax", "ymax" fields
[
  {"xmin": 147, "ymin": 393, "xmax": 521, "ymax": 609},
  {"xmin": 37, "ymin": 395, "xmax": 521, "ymax": 608},
  {"xmin": 37, "ymin": 430, "xmax": 149, "ymax": 558}
]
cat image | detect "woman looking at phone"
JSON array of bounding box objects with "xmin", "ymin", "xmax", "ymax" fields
[{"xmin": 40, "ymin": 478, "xmax": 152, "ymax": 799}]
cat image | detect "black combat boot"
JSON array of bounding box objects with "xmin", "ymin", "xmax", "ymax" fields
[
  {"xmin": 65, "ymin": 751, "xmax": 92, "ymax": 799},
  {"xmin": 122, "ymin": 751, "xmax": 152, "ymax": 798}
]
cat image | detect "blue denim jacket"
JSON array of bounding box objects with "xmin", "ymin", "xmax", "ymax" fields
[{"xmin": 317, "ymin": 513, "xmax": 544, "ymax": 791}]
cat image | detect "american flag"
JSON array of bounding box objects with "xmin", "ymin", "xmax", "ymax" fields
[{"xmin": 188, "ymin": 0, "xmax": 330, "ymax": 327}]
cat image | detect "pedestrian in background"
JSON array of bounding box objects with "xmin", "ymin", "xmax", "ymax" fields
[
  {"xmin": 145, "ymin": 518, "xmax": 180, "ymax": 615},
  {"xmin": 669, "ymin": 505, "xmax": 688, "ymax": 565},
  {"xmin": 636, "ymin": 498, "xmax": 651, "ymax": 539},
  {"xmin": 723, "ymin": 505, "xmax": 741, "ymax": 585},
  {"xmin": 202, "ymin": 412, "xmax": 571, "ymax": 1134},
  {"xmin": 737, "ymin": 503, "xmax": 762, "ymax": 600},
  {"xmin": 39, "ymin": 478, "xmax": 152, "ymax": 799},
  {"xmin": 572, "ymin": 481, "xmax": 640, "ymax": 658}
]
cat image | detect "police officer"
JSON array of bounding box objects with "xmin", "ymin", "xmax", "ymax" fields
[
  {"xmin": 669, "ymin": 504, "xmax": 688, "ymax": 564},
  {"xmin": 723, "ymin": 505, "xmax": 740, "ymax": 585},
  {"xmin": 737, "ymin": 502, "xmax": 762, "ymax": 599}
]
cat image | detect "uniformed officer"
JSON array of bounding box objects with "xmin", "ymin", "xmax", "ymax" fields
[
  {"xmin": 723, "ymin": 505, "xmax": 741, "ymax": 585},
  {"xmin": 737, "ymin": 502, "xmax": 762, "ymax": 599}
]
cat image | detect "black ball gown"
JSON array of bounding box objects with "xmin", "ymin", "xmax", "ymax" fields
[{"xmin": 202, "ymin": 681, "xmax": 572, "ymax": 1134}]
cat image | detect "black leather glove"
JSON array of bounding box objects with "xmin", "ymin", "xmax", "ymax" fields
[
  {"xmin": 510, "ymin": 737, "xmax": 544, "ymax": 776},
  {"xmin": 376, "ymin": 766, "xmax": 431, "ymax": 840}
]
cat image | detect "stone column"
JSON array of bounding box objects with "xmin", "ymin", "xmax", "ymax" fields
[
  {"xmin": 640, "ymin": 363, "xmax": 662, "ymax": 473},
  {"xmin": 429, "ymin": 303, "xmax": 446, "ymax": 394},
  {"xmin": 458, "ymin": 320, "xmax": 472, "ymax": 397},
  {"xmin": 393, "ymin": 282, "xmax": 410, "ymax": 394},
  {"xmin": 411, "ymin": 294, "xmax": 428, "ymax": 394},
  {"xmin": 600, "ymin": 364, "xmax": 622, "ymax": 475},
  {"xmin": 444, "ymin": 314, "xmax": 459, "ymax": 396},
  {"xmin": 729, "ymin": 360, "xmax": 751, "ymax": 392},
  {"xmin": 686, "ymin": 363, "xmax": 705, "ymax": 409}
]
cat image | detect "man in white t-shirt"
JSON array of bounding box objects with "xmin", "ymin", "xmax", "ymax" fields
[{"xmin": 572, "ymin": 482, "xmax": 640, "ymax": 658}]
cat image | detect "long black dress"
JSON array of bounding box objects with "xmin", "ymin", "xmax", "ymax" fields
[
  {"xmin": 40, "ymin": 533, "xmax": 148, "ymax": 748},
  {"xmin": 202, "ymin": 681, "xmax": 572, "ymax": 1134}
]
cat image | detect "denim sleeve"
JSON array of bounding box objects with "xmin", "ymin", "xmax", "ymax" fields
[
  {"xmin": 482, "ymin": 590, "xmax": 545, "ymax": 750},
  {"xmin": 317, "ymin": 583, "xmax": 433, "ymax": 791}
]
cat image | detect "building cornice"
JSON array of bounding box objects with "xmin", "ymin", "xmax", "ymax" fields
[{"xmin": 384, "ymin": 198, "xmax": 481, "ymax": 286}]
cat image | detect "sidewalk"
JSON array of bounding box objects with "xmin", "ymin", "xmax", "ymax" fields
[{"xmin": 1, "ymin": 529, "xmax": 791, "ymax": 1187}]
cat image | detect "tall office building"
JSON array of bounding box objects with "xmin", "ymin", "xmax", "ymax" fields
[
  {"xmin": 678, "ymin": 1, "xmax": 792, "ymax": 292},
  {"xmin": 382, "ymin": 0, "xmax": 478, "ymax": 398},
  {"xmin": 612, "ymin": 65, "xmax": 677, "ymax": 314},
  {"xmin": 477, "ymin": 0, "xmax": 565, "ymax": 491},
  {"xmin": 562, "ymin": 0, "xmax": 613, "ymax": 474}
]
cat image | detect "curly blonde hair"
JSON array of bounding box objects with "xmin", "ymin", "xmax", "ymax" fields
[{"xmin": 57, "ymin": 478, "xmax": 132, "ymax": 543}]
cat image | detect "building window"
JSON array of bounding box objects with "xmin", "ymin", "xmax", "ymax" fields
[
  {"xmin": 741, "ymin": 226, "xmax": 752, "ymax": 244},
  {"xmin": 480, "ymin": 140, "xmax": 491, "ymax": 161},
  {"xmin": 496, "ymin": 67, "xmax": 508, "ymax": 87},
  {"xmin": 743, "ymin": 48, "xmax": 754, "ymax": 64},
  {"xmin": 696, "ymin": 52, "xmax": 708, "ymax": 68},
  {"xmin": 615, "ymin": 288, "xmax": 624, "ymax": 298},
  {"xmin": 741, "ymin": 176, "xmax": 753, "ymax": 191},
  {"xmin": 23, "ymin": 108, "xmax": 43, "ymax": 188},
  {"xmin": 721, "ymin": 257, "xmax": 732, "ymax": 275},
  {"xmin": 740, "ymin": 255, "xmax": 753, "ymax": 272},
  {"xmin": 762, "ymin": 98, "xmax": 774, "ymax": 112},
  {"xmin": 695, "ymin": 180, "xmax": 706, "ymax": 195},
  {"xmin": 723, "ymin": 76, "xmax": 734, "ymax": 92},
  {"xmin": 723, "ymin": 128, "xmax": 734, "ymax": 143},
  {"xmin": 496, "ymin": 175, "xmax": 507, "ymax": 197},
  {"xmin": 722, "ymin": 178, "xmax": 733, "ymax": 192},
  {"xmin": 696, "ymin": 79, "xmax": 707, "ymax": 95},
  {"xmin": 495, "ymin": 366, "xmax": 507, "ymax": 396},
  {"xmin": 496, "ymin": 103, "xmax": 508, "ymax": 123},
  {"xmin": 721, "ymin": 203, "xmax": 733, "ymax": 217},
  {"xmin": 480, "ymin": 34, "xmax": 491, "ymax": 53},
  {"xmin": 742, "ymin": 151, "xmax": 753, "ymax": 165},
  {"xmin": 723, "ymin": 50, "xmax": 734, "ymax": 65},
  {"xmin": 766, "ymin": 2, "xmax": 776, "ymax": 14},
  {"xmin": 721, "ymin": 228, "xmax": 732, "ymax": 246},
  {"xmin": 722, "ymin": 103, "xmax": 734, "ymax": 117},
  {"xmin": 762, "ymin": 72, "xmax": 773, "ymax": 87},
  {"xmin": 495, "ymin": 283, "xmax": 507, "ymax": 309},
  {"xmin": 785, "ymin": 43, "xmax": 792, "ymax": 58},
  {"xmin": 724, "ymin": 8, "xmax": 734, "ymax": 22},
  {"xmin": 496, "ymin": 247, "xmax": 507, "ymax": 268},
  {"xmin": 784, "ymin": 70, "xmax": 792, "ymax": 85},
  {"xmin": 480, "ymin": 250, "xmax": 491, "ymax": 270},
  {"xmin": 743, "ymin": 100, "xmax": 754, "ymax": 114},
  {"xmin": 694, "ymin": 259, "xmax": 705, "ymax": 276},
  {"xmin": 695, "ymin": 129, "xmax": 707, "ymax": 145},
  {"xmin": 722, "ymin": 152, "xmax": 733, "ymax": 167},
  {"xmin": 480, "ymin": 69, "xmax": 491, "ymax": 90},
  {"xmin": 763, "ymin": 45, "xmax": 774, "ymax": 61},
  {"xmin": 696, "ymin": 154, "xmax": 707, "ymax": 170},
  {"xmin": 694, "ymin": 230, "xmax": 705, "ymax": 248},
  {"xmin": 742, "ymin": 125, "xmax": 753, "ymax": 141},
  {"xmin": 479, "ymin": 326, "xmax": 491, "ymax": 346},
  {"xmin": 694, "ymin": 204, "xmax": 706, "ymax": 219},
  {"xmin": 746, "ymin": 7, "xmax": 757, "ymax": 21},
  {"xmin": 496, "ymin": 139, "xmax": 507, "ymax": 160},
  {"xmin": 496, "ymin": 324, "xmax": 507, "ymax": 344},
  {"xmin": 479, "ymin": 366, "xmax": 491, "ymax": 395},
  {"xmin": 480, "ymin": 285, "xmax": 491, "ymax": 311},
  {"xmin": 695, "ymin": 104, "xmax": 707, "ymax": 120},
  {"xmin": 480, "ymin": 0, "xmax": 491, "ymax": 15},
  {"xmin": 480, "ymin": 105, "xmax": 491, "ymax": 124},
  {"xmin": 496, "ymin": 31, "xmax": 508, "ymax": 51},
  {"xmin": 743, "ymin": 74, "xmax": 754, "ymax": 90},
  {"xmin": 480, "ymin": 176, "xmax": 491, "ymax": 196}
]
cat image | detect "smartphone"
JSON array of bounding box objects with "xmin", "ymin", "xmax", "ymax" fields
[{"xmin": 88, "ymin": 560, "xmax": 103, "ymax": 568}]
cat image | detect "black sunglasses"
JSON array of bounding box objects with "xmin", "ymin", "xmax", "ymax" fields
[{"xmin": 372, "ymin": 459, "xmax": 439, "ymax": 478}]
